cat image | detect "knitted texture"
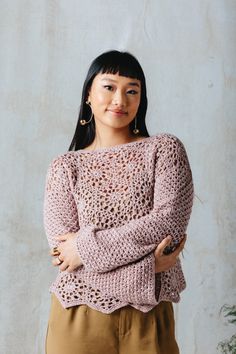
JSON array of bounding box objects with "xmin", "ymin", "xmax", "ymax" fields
[{"xmin": 43, "ymin": 133, "xmax": 194, "ymax": 314}]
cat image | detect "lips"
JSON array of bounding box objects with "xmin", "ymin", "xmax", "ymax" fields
[{"xmin": 108, "ymin": 109, "xmax": 127, "ymax": 115}]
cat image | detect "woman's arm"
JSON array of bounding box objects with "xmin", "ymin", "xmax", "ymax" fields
[
  {"xmin": 43, "ymin": 155, "xmax": 80, "ymax": 249},
  {"xmin": 50, "ymin": 232, "xmax": 186, "ymax": 305},
  {"xmin": 76, "ymin": 134, "xmax": 194, "ymax": 273},
  {"xmin": 51, "ymin": 232, "xmax": 186, "ymax": 273}
]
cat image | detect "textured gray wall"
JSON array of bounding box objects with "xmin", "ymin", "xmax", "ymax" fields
[{"xmin": 0, "ymin": 1, "xmax": 235, "ymax": 353}]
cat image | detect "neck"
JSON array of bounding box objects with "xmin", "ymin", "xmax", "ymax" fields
[{"xmin": 90, "ymin": 128, "xmax": 137, "ymax": 149}]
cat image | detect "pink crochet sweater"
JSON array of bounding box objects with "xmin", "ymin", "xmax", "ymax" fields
[{"xmin": 43, "ymin": 133, "xmax": 194, "ymax": 314}]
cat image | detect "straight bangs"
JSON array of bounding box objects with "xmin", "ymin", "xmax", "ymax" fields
[
  {"xmin": 97, "ymin": 60, "xmax": 143, "ymax": 82},
  {"xmin": 99, "ymin": 65, "xmax": 142, "ymax": 81},
  {"xmin": 87, "ymin": 50, "xmax": 146, "ymax": 87}
]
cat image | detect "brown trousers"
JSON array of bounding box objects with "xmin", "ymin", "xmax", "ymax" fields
[{"xmin": 45, "ymin": 293, "xmax": 179, "ymax": 354}]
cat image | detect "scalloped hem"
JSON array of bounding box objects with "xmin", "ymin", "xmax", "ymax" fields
[{"xmin": 49, "ymin": 286, "xmax": 183, "ymax": 314}]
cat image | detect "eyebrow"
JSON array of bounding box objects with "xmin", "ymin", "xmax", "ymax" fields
[{"xmin": 101, "ymin": 78, "xmax": 140, "ymax": 88}]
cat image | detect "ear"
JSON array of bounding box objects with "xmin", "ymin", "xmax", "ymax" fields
[
  {"xmin": 86, "ymin": 88, "xmax": 91, "ymax": 102},
  {"xmin": 86, "ymin": 96, "xmax": 91, "ymax": 105}
]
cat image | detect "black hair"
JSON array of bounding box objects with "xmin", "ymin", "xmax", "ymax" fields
[{"xmin": 68, "ymin": 50, "xmax": 150, "ymax": 151}]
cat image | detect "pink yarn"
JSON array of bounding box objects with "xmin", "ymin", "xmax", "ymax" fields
[{"xmin": 43, "ymin": 133, "xmax": 194, "ymax": 314}]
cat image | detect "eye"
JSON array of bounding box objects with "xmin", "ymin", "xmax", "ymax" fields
[
  {"xmin": 104, "ymin": 85, "xmax": 113, "ymax": 91},
  {"xmin": 127, "ymin": 89, "xmax": 139, "ymax": 95}
]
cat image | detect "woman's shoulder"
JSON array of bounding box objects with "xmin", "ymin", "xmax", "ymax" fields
[
  {"xmin": 151, "ymin": 132, "xmax": 186, "ymax": 151},
  {"xmin": 46, "ymin": 150, "xmax": 78, "ymax": 174},
  {"xmin": 151, "ymin": 133, "xmax": 191, "ymax": 170}
]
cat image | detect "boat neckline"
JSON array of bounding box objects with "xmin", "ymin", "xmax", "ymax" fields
[{"xmin": 76, "ymin": 135, "xmax": 156, "ymax": 154}]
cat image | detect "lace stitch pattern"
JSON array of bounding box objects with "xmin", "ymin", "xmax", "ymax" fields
[{"xmin": 44, "ymin": 133, "xmax": 194, "ymax": 313}]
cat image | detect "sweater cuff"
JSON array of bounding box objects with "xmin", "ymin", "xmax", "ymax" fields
[
  {"xmin": 76, "ymin": 225, "xmax": 101, "ymax": 271},
  {"xmin": 141, "ymin": 252, "xmax": 158, "ymax": 304}
]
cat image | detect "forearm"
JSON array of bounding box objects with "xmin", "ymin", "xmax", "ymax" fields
[
  {"xmin": 84, "ymin": 251, "xmax": 158, "ymax": 305},
  {"xmin": 76, "ymin": 193, "xmax": 192, "ymax": 273}
]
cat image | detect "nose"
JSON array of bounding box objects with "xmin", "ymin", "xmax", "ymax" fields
[{"xmin": 112, "ymin": 90, "xmax": 127, "ymax": 107}]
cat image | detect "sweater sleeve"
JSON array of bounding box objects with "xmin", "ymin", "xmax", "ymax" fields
[
  {"xmin": 85, "ymin": 252, "xmax": 158, "ymax": 305},
  {"xmin": 76, "ymin": 134, "xmax": 194, "ymax": 273},
  {"xmin": 43, "ymin": 155, "xmax": 80, "ymax": 249}
]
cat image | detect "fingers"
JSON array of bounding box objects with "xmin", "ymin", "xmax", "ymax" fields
[
  {"xmin": 54, "ymin": 232, "xmax": 77, "ymax": 242},
  {"xmin": 51, "ymin": 257, "xmax": 76, "ymax": 273},
  {"xmin": 154, "ymin": 234, "xmax": 187, "ymax": 273},
  {"xmin": 154, "ymin": 236, "xmax": 172, "ymax": 256},
  {"xmin": 50, "ymin": 233, "xmax": 78, "ymax": 255},
  {"xmin": 49, "ymin": 238, "xmax": 66, "ymax": 257},
  {"xmin": 172, "ymin": 236, "xmax": 187, "ymax": 257},
  {"xmin": 52, "ymin": 255, "xmax": 63, "ymax": 266},
  {"xmin": 51, "ymin": 255, "xmax": 70, "ymax": 272},
  {"xmin": 59, "ymin": 261, "xmax": 69, "ymax": 272},
  {"xmin": 66, "ymin": 266, "xmax": 76, "ymax": 273},
  {"xmin": 180, "ymin": 235, "xmax": 187, "ymax": 247},
  {"xmin": 55, "ymin": 235, "xmax": 68, "ymax": 242},
  {"xmin": 50, "ymin": 247, "xmax": 60, "ymax": 256},
  {"xmin": 178, "ymin": 235, "xmax": 187, "ymax": 251}
]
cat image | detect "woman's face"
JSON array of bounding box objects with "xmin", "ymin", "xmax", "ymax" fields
[{"xmin": 87, "ymin": 72, "xmax": 141, "ymax": 131}]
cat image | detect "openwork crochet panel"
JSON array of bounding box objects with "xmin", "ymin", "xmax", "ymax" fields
[{"xmin": 43, "ymin": 133, "xmax": 194, "ymax": 313}]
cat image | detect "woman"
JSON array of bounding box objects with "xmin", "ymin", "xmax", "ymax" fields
[{"xmin": 43, "ymin": 50, "xmax": 194, "ymax": 354}]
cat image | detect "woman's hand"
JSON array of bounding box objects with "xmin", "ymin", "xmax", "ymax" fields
[
  {"xmin": 154, "ymin": 235, "xmax": 186, "ymax": 273},
  {"xmin": 50, "ymin": 232, "xmax": 83, "ymax": 273}
]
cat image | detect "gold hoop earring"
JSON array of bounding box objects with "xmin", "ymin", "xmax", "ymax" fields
[
  {"xmin": 133, "ymin": 116, "xmax": 140, "ymax": 134},
  {"xmin": 80, "ymin": 101, "xmax": 94, "ymax": 125},
  {"xmin": 80, "ymin": 112, "xmax": 94, "ymax": 125}
]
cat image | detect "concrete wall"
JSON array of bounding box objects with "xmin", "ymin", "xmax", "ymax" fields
[{"xmin": 1, "ymin": 1, "xmax": 235, "ymax": 353}]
